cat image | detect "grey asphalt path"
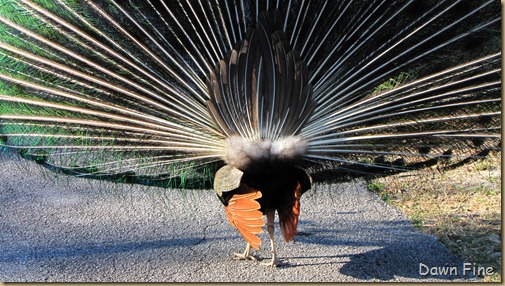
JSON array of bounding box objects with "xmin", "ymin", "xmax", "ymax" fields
[{"xmin": 0, "ymin": 152, "xmax": 476, "ymax": 282}]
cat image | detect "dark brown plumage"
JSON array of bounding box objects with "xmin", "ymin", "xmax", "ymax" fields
[{"xmin": 217, "ymin": 166, "xmax": 311, "ymax": 266}]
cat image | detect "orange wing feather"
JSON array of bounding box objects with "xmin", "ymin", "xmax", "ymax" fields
[
  {"xmin": 224, "ymin": 186, "xmax": 265, "ymax": 250},
  {"xmin": 278, "ymin": 182, "xmax": 303, "ymax": 242}
]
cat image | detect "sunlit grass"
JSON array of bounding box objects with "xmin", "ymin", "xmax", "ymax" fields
[{"xmin": 368, "ymin": 151, "xmax": 501, "ymax": 282}]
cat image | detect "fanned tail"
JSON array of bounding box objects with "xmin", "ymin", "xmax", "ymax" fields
[
  {"xmin": 0, "ymin": 1, "xmax": 501, "ymax": 186},
  {"xmin": 299, "ymin": 0, "xmax": 501, "ymax": 178}
]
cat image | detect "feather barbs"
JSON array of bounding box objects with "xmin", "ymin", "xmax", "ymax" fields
[
  {"xmin": 224, "ymin": 186, "xmax": 265, "ymax": 250},
  {"xmin": 278, "ymin": 182, "xmax": 303, "ymax": 242}
]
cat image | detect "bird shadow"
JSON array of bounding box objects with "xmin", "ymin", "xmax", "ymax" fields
[
  {"xmin": 337, "ymin": 244, "xmax": 473, "ymax": 281},
  {"xmin": 280, "ymin": 242, "xmax": 473, "ymax": 280},
  {"xmin": 283, "ymin": 219, "xmax": 475, "ymax": 281}
]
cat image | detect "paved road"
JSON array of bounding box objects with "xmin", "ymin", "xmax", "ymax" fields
[{"xmin": 0, "ymin": 152, "xmax": 475, "ymax": 282}]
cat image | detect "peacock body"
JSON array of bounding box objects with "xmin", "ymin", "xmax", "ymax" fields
[{"xmin": 0, "ymin": 0, "xmax": 501, "ymax": 267}]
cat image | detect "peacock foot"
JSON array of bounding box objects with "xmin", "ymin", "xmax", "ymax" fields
[
  {"xmin": 233, "ymin": 243, "xmax": 258, "ymax": 261},
  {"xmin": 261, "ymin": 257, "xmax": 287, "ymax": 268},
  {"xmin": 233, "ymin": 252, "xmax": 258, "ymax": 261},
  {"xmin": 260, "ymin": 252, "xmax": 287, "ymax": 267}
]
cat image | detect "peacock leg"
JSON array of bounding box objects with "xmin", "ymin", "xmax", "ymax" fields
[
  {"xmin": 261, "ymin": 210, "xmax": 286, "ymax": 267},
  {"xmin": 233, "ymin": 243, "xmax": 258, "ymax": 261}
]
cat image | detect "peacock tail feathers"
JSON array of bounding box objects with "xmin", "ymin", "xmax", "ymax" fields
[{"xmin": 0, "ymin": 0, "xmax": 501, "ymax": 188}]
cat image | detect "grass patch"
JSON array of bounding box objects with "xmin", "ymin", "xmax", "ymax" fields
[
  {"xmin": 368, "ymin": 151, "xmax": 501, "ymax": 282},
  {"xmin": 368, "ymin": 182, "xmax": 391, "ymax": 203}
]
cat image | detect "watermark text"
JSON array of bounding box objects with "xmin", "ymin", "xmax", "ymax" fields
[{"xmin": 419, "ymin": 262, "xmax": 494, "ymax": 277}]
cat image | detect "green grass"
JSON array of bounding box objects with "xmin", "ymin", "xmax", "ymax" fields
[{"xmin": 372, "ymin": 71, "xmax": 415, "ymax": 95}]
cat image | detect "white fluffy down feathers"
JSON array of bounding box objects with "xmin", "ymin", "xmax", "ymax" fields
[{"xmin": 223, "ymin": 135, "xmax": 308, "ymax": 171}]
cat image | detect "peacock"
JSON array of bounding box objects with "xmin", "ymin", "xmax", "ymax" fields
[{"xmin": 0, "ymin": 0, "xmax": 501, "ymax": 267}]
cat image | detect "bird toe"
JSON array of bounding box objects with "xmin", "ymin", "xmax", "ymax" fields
[
  {"xmin": 233, "ymin": 252, "xmax": 258, "ymax": 261},
  {"xmin": 261, "ymin": 258, "xmax": 288, "ymax": 268}
]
